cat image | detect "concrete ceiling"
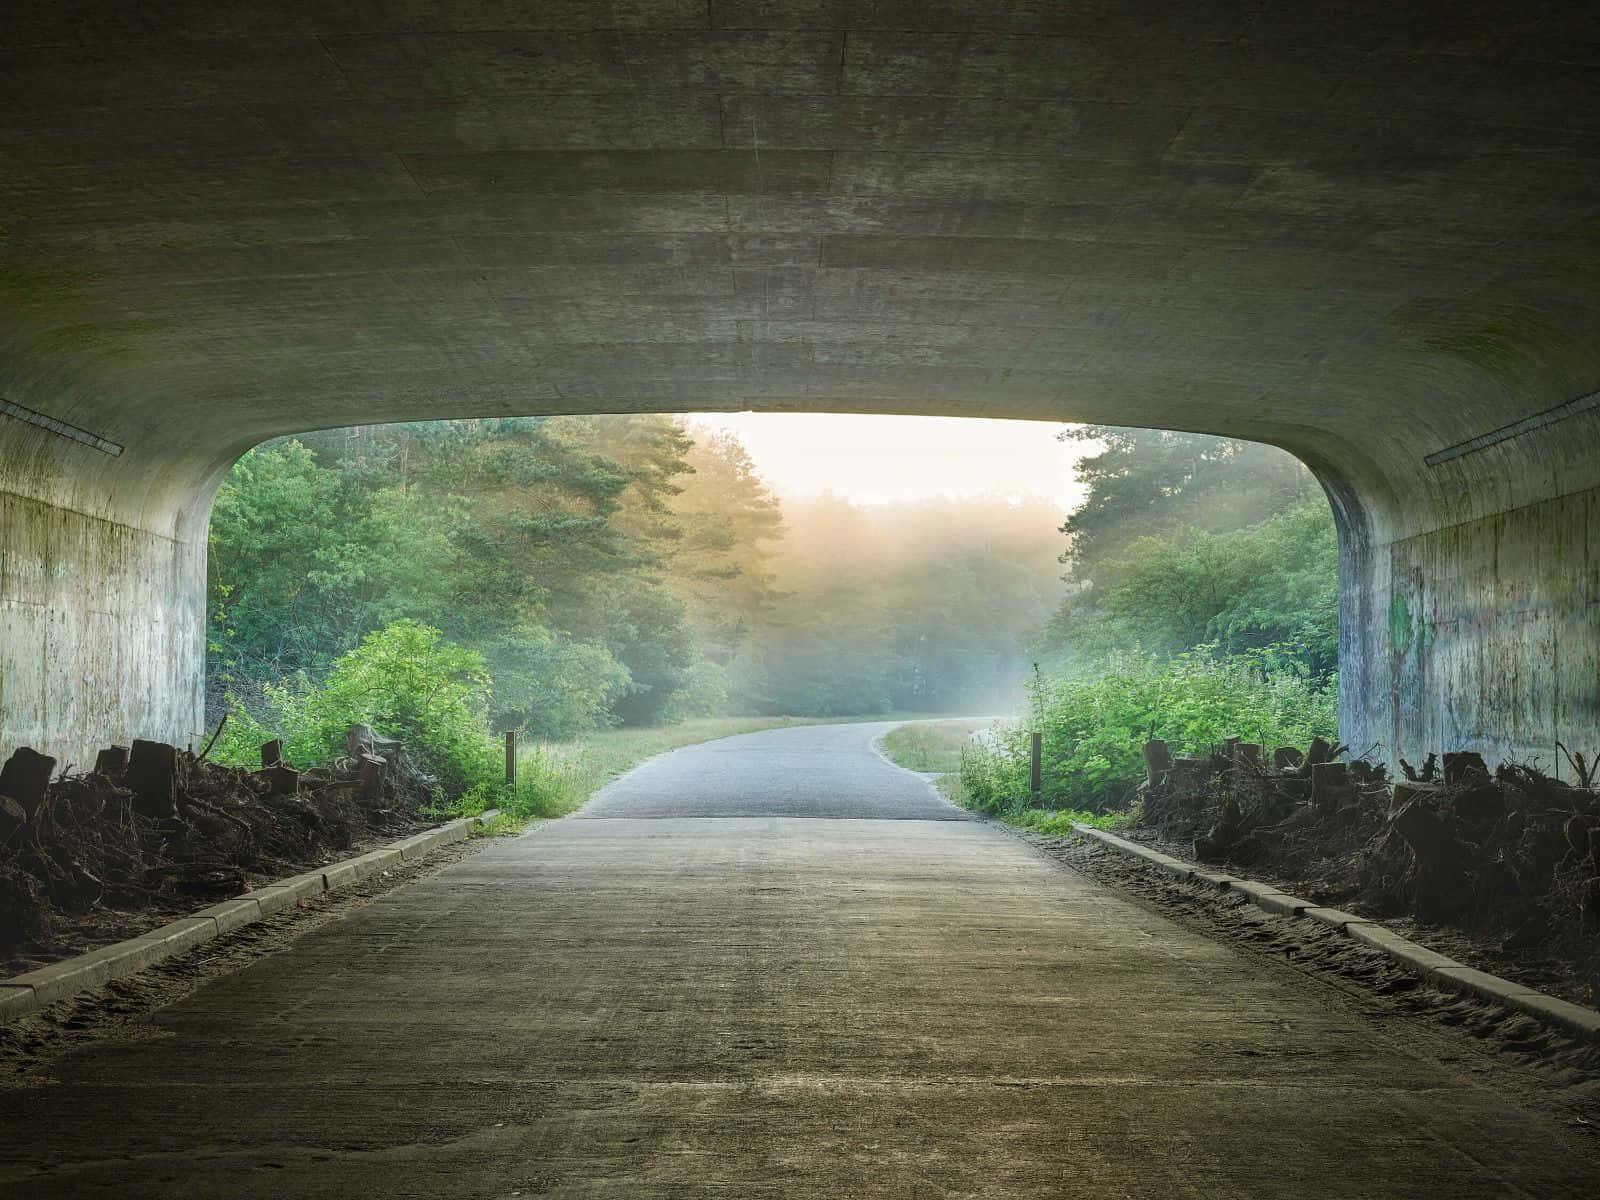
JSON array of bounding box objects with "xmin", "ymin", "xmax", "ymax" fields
[{"xmin": 2, "ymin": 1, "xmax": 1598, "ymax": 529}]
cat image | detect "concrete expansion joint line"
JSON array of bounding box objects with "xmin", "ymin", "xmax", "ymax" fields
[
  {"xmin": 0, "ymin": 809, "xmax": 501, "ymax": 1025},
  {"xmin": 1070, "ymin": 823, "xmax": 1600, "ymax": 1046}
]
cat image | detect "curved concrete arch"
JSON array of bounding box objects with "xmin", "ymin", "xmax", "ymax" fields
[{"xmin": 2, "ymin": 1, "xmax": 1597, "ymax": 769}]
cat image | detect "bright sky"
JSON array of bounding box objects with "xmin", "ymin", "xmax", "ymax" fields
[{"xmin": 682, "ymin": 413, "xmax": 1092, "ymax": 511}]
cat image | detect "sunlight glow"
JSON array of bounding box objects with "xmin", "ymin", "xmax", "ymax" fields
[{"xmin": 681, "ymin": 413, "xmax": 1091, "ymax": 511}]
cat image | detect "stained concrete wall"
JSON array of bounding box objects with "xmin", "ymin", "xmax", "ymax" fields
[
  {"xmin": 1356, "ymin": 484, "xmax": 1600, "ymax": 771},
  {"xmin": 0, "ymin": 490, "xmax": 206, "ymax": 767}
]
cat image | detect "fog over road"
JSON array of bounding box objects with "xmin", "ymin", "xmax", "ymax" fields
[{"xmin": 3, "ymin": 723, "xmax": 1596, "ymax": 1196}]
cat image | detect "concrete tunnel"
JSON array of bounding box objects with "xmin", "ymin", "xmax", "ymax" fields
[{"xmin": 0, "ymin": 1, "xmax": 1597, "ymax": 774}]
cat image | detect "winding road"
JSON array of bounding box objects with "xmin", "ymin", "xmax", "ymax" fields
[{"xmin": 2, "ymin": 722, "xmax": 1596, "ymax": 1197}]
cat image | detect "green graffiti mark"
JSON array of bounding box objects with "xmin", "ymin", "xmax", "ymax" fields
[{"xmin": 1388, "ymin": 593, "xmax": 1414, "ymax": 657}]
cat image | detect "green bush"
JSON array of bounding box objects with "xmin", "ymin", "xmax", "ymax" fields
[
  {"xmin": 661, "ymin": 658, "xmax": 732, "ymax": 722},
  {"xmin": 483, "ymin": 628, "xmax": 632, "ymax": 739},
  {"xmin": 446, "ymin": 751, "xmax": 581, "ymax": 823},
  {"xmin": 213, "ymin": 620, "xmax": 500, "ymax": 794},
  {"xmin": 959, "ymin": 647, "xmax": 1338, "ymax": 815}
]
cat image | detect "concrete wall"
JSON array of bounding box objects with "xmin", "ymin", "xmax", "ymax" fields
[
  {"xmin": 0, "ymin": 488, "xmax": 207, "ymax": 767},
  {"xmin": 1350, "ymin": 484, "xmax": 1600, "ymax": 771}
]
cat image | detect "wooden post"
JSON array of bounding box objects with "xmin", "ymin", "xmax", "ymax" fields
[
  {"xmin": 505, "ymin": 731, "xmax": 517, "ymax": 787},
  {"xmin": 1030, "ymin": 732, "xmax": 1043, "ymax": 805}
]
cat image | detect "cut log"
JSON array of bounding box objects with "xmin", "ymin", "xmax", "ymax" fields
[
  {"xmin": 0, "ymin": 746, "xmax": 56, "ymax": 818},
  {"xmin": 1273, "ymin": 746, "xmax": 1305, "ymax": 770},
  {"xmin": 1304, "ymin": 736, "xmax": 1334, "ymax": 771},
  {"xmin": 1310, "ymin": 761, "xmax": 1349, "ymax": 809},
  {"xmin": 127, "ymin": 739, "xmax": 179, "ymax": 818},
  {"xmin": 1142, "ymin": 738, "xmax": 1173, "ymax": 790},
  {"xmin": 1392, "ymin": 797, "xmax": 1474, "ymax": 921},
  {"xmin": 357, "ymin": 754, "xmax": 387, "ymax": 801},
  {"xmin": 1442, "ymin": 751, "xmax": 1489, "ymax": 786},
  {"xmin": 260, "ymin": 739, "xmax": 284, "ymax": 769},
  {"xmin": 1450, "ymin": 781, "xmax": 1504, "ymax": 826},
  {"xmin": 93, "ymin": 745, "xmax": 129, "ymax": 777},
  {"xmin": 1391, "ymin": 781, "xmax": 1441, "ymax": 814},
  {"xmin": 1236, "ymin": 743, "xmax": 1263, "ymax": 769},
  {"xmin": 256, "ymin": 764, "xmax": 300, "ymax": 796}
]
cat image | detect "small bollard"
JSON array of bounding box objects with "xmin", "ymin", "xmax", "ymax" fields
[
  {"xmin": 505, "ymin": 730, "xmax": 517, "ymax": 787},
  {"xmin": 1030, "ymin": 732, "xmax": 1043, "ymax": 804}
]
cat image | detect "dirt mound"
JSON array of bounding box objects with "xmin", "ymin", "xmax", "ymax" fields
[
  {"xmin": 1131, "ymin": 737, "xmax": 1600, "ymax": 1005},
  {"xmin": 0, "ymin": 726, "xmax": 442, "ymax": 971}
]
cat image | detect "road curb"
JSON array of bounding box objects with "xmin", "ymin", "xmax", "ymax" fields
[
  {"xmin": 1071, "ymin": 823, "xmax": 1600, "ymax": 1044},
  {"xmin": 0, "ymin": 809, "xmax": 499, "ymax": 1025}
]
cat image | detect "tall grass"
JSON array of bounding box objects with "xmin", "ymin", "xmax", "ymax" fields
[{"xmin": 878, "ymin": 719, "xmax": 995, "ymax": 772}]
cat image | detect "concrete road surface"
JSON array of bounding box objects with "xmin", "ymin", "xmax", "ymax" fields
[{"xmin": 3, "ymin": 722, "xmax": 1597, "ymax": 1197}]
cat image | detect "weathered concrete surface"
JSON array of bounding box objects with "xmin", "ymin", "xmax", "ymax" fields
[
  {"xmin": 3, "ymin": 723, "xmax": 1598, "ymax": 1197},
  {"xmin": 1, "ymin": 3, "xmax": 1599, "ymax": 764}
]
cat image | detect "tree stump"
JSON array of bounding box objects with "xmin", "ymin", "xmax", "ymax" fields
[
  {"xmin": 1310, "ymin": 761, "xmax": 1349, "ymax": 810},
  {"xmin": 127, "ymin": 740, "xmax": 179, "ymax": 819},
  {"xmin": 1273, "ymin": 746, "xmax": 1305, "ymax": 770},
  {"xmin": 1142, "ymin": 738, "xmax": 1173, "ymax": 791},
  {"xmin": 0, "ymin": 747, "xmax": 55, "ymax": 819}
]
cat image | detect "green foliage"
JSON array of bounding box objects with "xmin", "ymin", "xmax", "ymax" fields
[
  {"xmin": 1039, "ymin": 497, "xmax": 1339, "ymax": 677},
  {"xmin": 1009, "ymin": 808, "xmax": 1130, "ymax": 833},
  {"xmin": 482, "ymin": 630, "xmax": 632, "ymax": 740},
  {"xmin": 213, "ymin": 620, "xmax": 499, "ymax": 794},
  {"xmin": 661, "ymin": 659, "xmax": 731, "ymax": 723},
  {"xmin": 1058, "ymin": 425, "xmax": 1318, "ymax": 577},
  {"xmin": 958, "ymin": 649, "xmax": 1338, "ymax": 814}
]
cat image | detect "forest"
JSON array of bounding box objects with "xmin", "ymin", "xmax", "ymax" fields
[
  {"xmin": 967, "ymin": 425, "xmax": 1341, "ymax": 814},
  {"xmin": 205, "ymin": 415, "xmax": 1340, "ymax": 811},
  {"xmin": 205, "ymin": 416, "xmax": 1063, "ymax": 783}
]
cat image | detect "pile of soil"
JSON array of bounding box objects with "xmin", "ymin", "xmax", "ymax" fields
[
  {"xmin": 1129, "ymin": 737, "xmax": 1600, "ymax": 1005},
  {"xmin": 0, "ymin": 725, "xmax": 442, "ymax": 973}
]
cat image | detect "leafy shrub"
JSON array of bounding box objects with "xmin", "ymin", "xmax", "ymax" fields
[
  {"xmin": 213, "ymin": 620, "xmax": 499, "ymax": 793},
  {"xmin": 959, "ymin": 647, "xmax": 1338, "ymax": 814},
  {"xmin": 662, "ymin": 658, "xmax": 732, "ymax": 722},
  {"xmin": 483, "ymin": 629, "xmax": 632, "ymax": 739}
]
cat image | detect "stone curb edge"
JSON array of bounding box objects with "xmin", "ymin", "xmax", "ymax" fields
[
  {"xmin": 1070, "ymin": 823, "xmax": 1600, "ymax": 1044},
  {"xmin": 0, "ymin": 809, "xmax": 501, "ymax": 1024}
]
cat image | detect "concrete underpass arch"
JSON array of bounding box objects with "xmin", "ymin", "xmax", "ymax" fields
[{"xmin": 1, "ymin": 1, "xmax": 1597, "ymax": 771}]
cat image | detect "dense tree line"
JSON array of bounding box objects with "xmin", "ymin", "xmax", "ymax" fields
[
  {"xmin": 1029, "ymin": 426, "xmax": 1338, "ymax": 679},
  {"xmin": 961, "ymin": 425, "xmax": 1343, "ymax": 814},
  {"xmin": 207, "ymin": 417, "xmax": 1063, "ymax": 740}
]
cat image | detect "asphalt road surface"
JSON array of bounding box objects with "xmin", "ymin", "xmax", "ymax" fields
[{"xmin": 2, "ymin": 722, "xmax": 1597, "ymax": 1197}]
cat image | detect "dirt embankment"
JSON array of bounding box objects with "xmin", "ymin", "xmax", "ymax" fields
[
  {"xmin": 0, "ymin": 726, "xmax": 441, "ymax": 975},
  {"xmin": 1126, "ymin": 737, "xmax": 1600, "ymax": 1007}
]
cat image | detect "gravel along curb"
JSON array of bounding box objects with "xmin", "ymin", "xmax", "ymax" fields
[
  {"xmin": 1073, "ymin": 823, "xmax": 1600, "ymax": 1044},
  {"xmin": 0, "ymin": 810, "xmax": 500, "ymax": 1024}
]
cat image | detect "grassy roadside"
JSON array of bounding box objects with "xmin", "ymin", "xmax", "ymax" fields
[
  {"xmin": 463, "ymin": 713, "xmax": 943, "ymax": 834},
  {"xmin": 878, "ymin": 719, "xmax": 994, "ymax": 772},
  {"xmin": 880, "ymin": 719, "xmax": 1130, "ymax": 833}
]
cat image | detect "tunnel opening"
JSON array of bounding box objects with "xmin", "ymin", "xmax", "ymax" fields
[{"xmin": 196, "ymin": 411, "xmax": 1341, "ymax": 773}]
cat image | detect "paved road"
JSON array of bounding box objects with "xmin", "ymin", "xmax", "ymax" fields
[{"xmin": 3, "ymin": 722, "xmax": 1597, "ymax": 1197}]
